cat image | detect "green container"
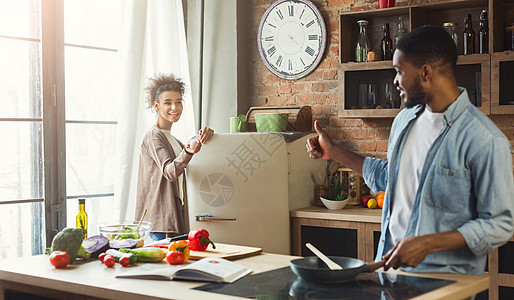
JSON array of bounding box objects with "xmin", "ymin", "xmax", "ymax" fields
[{"xmin": 254, "ymin": 113, "xmax": 290, "ymax": 132}]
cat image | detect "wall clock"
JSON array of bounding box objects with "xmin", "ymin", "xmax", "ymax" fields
[{"xmin": 257, "ymin": 0, "xmax": 327, "ymax": 80}]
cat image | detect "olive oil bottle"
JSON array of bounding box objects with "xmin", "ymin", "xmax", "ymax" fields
[{"xmin": 76, "ymin": 198, "xmax": 88, "ymax": 239}]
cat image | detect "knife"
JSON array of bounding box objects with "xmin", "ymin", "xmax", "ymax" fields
[{"xmin": 144, "ymin": 234, "xmax": 188, "ymax": 247}]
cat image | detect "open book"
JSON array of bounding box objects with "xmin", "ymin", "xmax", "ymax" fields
[{"xmin": 116, "ymin": 257, "xmax": 252, "ymax": 283}]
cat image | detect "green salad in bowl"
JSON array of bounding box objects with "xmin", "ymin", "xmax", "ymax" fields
[{"xmin": 98, "ymin": 221, "xmax": 152, "ymax": 240}]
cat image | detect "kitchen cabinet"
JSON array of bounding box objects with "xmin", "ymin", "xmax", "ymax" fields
[
  {"xmin": 291, "ymin": 206, "xmax": 381, "ymax": 262},
  {"xmin": 338, "ymin": 0, "xmax": 513, "ymax": 118},
  {"xmin": 491, "ymin": 51, "xmax": 514, "ymax": 114},
  {"xmin": 291, "ymin": 206, "xmax": 514, "ymax": 300},
  {"xmin": 487, "ymin": 236, "xmax": 514, "ymax": 299}
]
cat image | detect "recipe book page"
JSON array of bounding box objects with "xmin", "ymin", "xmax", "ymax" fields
[{"xmin": 116, "ymin": 257, "xmax": 252, "ymax": 283}]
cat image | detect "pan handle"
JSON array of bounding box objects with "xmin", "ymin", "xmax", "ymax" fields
[{"xmin": 367, "ymin": 260, "xmax": 386, "ymax": 272}]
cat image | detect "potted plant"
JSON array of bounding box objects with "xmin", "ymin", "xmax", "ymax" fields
[{"xmin": 320, "ymin": 172, "xmax": 349, "ymax": 210}]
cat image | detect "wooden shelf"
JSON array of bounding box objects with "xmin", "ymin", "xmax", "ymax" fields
[
  {"xmin": 338, "ymin": 0, "xmax": 513, "ymax": 119},
  {"xmin": 338, "ymin": 61, "xmax": 401, "ymax": 118}
]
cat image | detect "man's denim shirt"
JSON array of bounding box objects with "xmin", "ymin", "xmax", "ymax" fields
[{"xmin": 363, "ymin": 88, "xmax": 514, "ymax": 275}]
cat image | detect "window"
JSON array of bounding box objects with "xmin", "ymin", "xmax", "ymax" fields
[
  {"xmin": 0, "ymin": 0, "xmax": 44, "ymax": 259},
  {"xmin": 63, "ymin": 0, "xmax": 121, "ymax": 237},
  {"xmin": 0, "ymin": 0, "xmax": 121, "ymax": 260}
]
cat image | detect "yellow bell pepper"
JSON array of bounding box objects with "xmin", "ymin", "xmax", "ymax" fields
[{"xmin": 168, "ymin": 240, "xmax": 190, "ymax": 262}]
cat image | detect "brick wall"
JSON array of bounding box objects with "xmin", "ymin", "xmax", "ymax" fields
[{"xmin": 248, "ymin": 0, "xmax": 514, "ymax": 166}]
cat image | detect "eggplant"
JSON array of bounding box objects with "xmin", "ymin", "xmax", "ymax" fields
[{"xmin": 82, "ymin": 235, "xmax": 109, "ymax": 258}]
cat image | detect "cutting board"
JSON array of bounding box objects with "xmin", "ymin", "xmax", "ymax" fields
[{"xmin": 189, "ymin": 243, "xmax": 262, "ymax": 261}]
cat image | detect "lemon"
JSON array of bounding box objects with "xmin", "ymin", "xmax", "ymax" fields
[{"xmin": 367, "ymin": 198, "xmax": 377, "ymax": 209}]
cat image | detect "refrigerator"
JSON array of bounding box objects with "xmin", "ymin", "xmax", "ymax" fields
[{"xmin": 186, "ymin": 132, "xmax": 325, "ymax": 254}]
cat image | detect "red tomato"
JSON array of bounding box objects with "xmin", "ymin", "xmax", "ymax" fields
[
  {"xmin": 119, "ymin": 256, "xmax": 130, "ymax": 267},
  {"xmin": 166, "ymin": 251, "xmax": 185, "ymax": 265},
  {"xmin": 49, "ymin": 251, "xmax": 70, "ymax": 268},
  {"xmin": 98, "ymin": 253, "xmax": 107, "ymax": 263},
  {"xmin": 103, "ymin": 255, "xmax": 115, "ymax": 268}
]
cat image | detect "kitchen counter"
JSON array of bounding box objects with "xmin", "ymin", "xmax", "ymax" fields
[
  {"xmin": 290, "ymin": 205, "xmax": 382, "ymax": 223},
  {"xmin": 0, "ymin": 252, "xmax": 489, "ymax": 300}
]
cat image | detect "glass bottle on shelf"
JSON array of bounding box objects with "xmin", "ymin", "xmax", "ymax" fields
[
  {"xmin": 76, "ymin": 198, "xmax": 88, "ymax": 239},
  {"xmin": 506, "ymin": 23, "xmax": 514, "ymax": 51},
  {"xmin": 443, "ymin": 22, "xmax": 458, "ymax": 49},
  {"xmin": 355, "ymin": 20, "xmax": 370, "ymax": 62},
  {"xmin": 478, "ymin": 10, "xmax": 488, "ymax": 54},
  {"xmin": 394, "ymin": 16, "xmax": 406, "ymax": 52},
  {"xmin": 381, "ymin": 23, "xmax": 393, "ymax": 60},
  {"xmin": 463, "ymin": 14, "xmax": 475, "ymax": 55}
]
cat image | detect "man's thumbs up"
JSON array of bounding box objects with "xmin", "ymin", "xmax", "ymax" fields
[{"xmin": 306, "ymin": 120, "xmax": 333, "ymax": 160}]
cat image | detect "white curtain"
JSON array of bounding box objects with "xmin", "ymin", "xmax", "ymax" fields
[{"xmin": 115, "ymin": 0, "xmax": 195, "ymax": 222}]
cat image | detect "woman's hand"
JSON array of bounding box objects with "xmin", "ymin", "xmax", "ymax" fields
[
  {"xmin": 185, "ymin": 138, "xmax": 202, "ymax": 154},
  {"xmin": 185, "ymin": 127, "xmax": 214, "ymax": 155},
  {"xmin": 198, "ymin": 127, "xmax": 214, "ymax": 144}
]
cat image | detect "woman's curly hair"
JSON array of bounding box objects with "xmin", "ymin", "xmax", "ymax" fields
[{"xmin": 144, "ymin": 73, "xmax": 186, "ymax": 109}]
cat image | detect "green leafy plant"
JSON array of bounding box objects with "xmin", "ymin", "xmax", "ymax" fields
[{"xmin": 323, "ymin": 172, "xmax": 349, "ymax": 201}]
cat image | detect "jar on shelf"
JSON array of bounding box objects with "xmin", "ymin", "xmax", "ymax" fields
[
  {"xmin": 443, "ymin": 22, "xmax": 458, "ymax": 48},
  {"xmin": 394, "ymin": 16, "xmax": 407, "ymax": 51},
  {"xmin": 355, "ymin": 20, "xmax": 370, "ymax": 62},
  {"xmin": 506, "ymin": 23, "xmax": 514, "ymax": 51}
]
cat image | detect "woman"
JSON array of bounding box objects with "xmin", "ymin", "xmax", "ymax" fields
[{"xmin": 136, "ymin": 74, "xmax": 213, "ymax": 241}]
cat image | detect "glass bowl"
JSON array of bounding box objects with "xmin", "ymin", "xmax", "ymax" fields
[{"xmin": 98, "ymin": 221, "xmax": 152, "ymax": 240}]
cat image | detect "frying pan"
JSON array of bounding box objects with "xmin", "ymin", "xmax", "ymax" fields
[{"xmin": 290, "ymin": 256, "xmax": 385, "ymax": 283}]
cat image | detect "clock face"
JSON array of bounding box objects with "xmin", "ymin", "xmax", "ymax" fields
[{"xmin": 257, "ymin": 0, "xmax": 326, "ymax": 80}]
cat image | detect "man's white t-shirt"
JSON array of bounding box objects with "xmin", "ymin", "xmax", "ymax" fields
[
  {"xmin": 388, "ymin": 107, "xmax": 444, "ymax": 246},
  {"xmin": 161, "ymin": 129, "xmax": 185, "ymax": 205}
]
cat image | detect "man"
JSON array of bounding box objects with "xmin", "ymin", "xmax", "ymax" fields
[{"xmin": 307, "ymin": 26, "xmax": 513, "ymax": 275}]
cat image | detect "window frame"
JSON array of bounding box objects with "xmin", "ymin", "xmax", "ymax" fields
[{"xmin": 41, "ymin": 0, "xmax": 67, "ymax": 247}]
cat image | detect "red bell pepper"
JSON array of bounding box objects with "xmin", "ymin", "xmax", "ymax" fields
[{"xmin": 187, "ymin": 229, "xmax": 216, "ymax": 251}]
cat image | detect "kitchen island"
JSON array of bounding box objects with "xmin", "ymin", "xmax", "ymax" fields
[{"xmin": 0, "ymin": 252, "xmax": 488, "ymax": 299}]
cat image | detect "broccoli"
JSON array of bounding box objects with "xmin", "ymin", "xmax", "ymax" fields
[{"xmin": 51, "ymin": 228, "xmax": 91, "ymax": 262}]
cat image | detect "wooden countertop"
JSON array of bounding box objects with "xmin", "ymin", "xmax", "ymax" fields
[
  {"xmin": 290, "ymin": 205, "xmax": 382, "ymax": 223},
  {"xmin": 0, "ymin": 253, "xmax": 488, "ymax": 300}
]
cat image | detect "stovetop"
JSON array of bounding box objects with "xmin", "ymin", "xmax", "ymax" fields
[{"xmin": 193, "ymin": 267, "xmax": 455, "ymax": 299}]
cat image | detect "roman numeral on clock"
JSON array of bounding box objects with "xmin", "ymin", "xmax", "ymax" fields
[
  {"xmin": 305, "ymin": 46, "xmax": 315, "ymax": 56},
  {"xmin": 288, "ymin": 5, "xmax": 294, "ymax": 17},
  {"xmin": 276, "ymin": 55, "xmax": 283, "ymax": 67},
  {"xmin": 276, "ymin": 10, "xmax": 283, "ymax": 20},
  {"xmin": 264, "ymin": 36, "xmax": 274, "ymax": 42},
  {"xmin": 288, "ymin": 59, "xmax": 292, "ymax": 71},
  {"xmin": 268, "ymin": 46, "xmax": 276, "ymax": 57},
  {"xmin": 306, "ymin": 20, "xmax": 315, "ymax": 28},
  {"xmin": 309, "ymin": 35, "xmax": 318, "ymax": 40}
]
